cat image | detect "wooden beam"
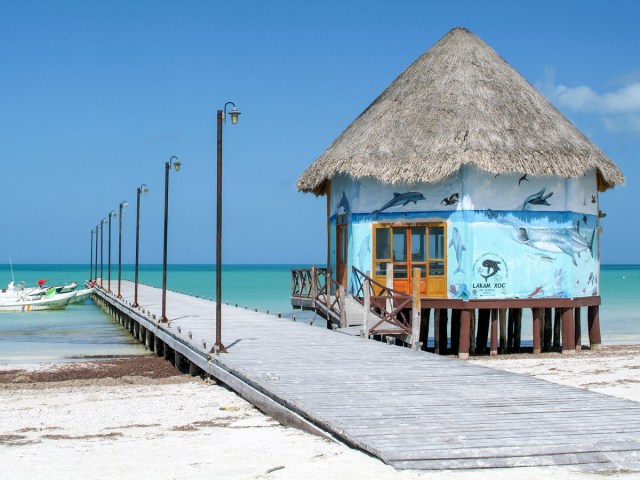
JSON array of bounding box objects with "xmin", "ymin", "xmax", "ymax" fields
[
  {"xmin": 476, "ymin": 309, "xmax": 490, "ymax": 355},
  {"xmin": 411, "ymin": 268, "xmax": 421, "ymax": 350},
  {"xmin": 439, "ymin": 309, "xmax": 449, "ymax": 355},
  {"xmin": 513, "ymin": 308, "xmax": 522, "ymax": 353},
  {"xmin": 458, "ymin": 310, "xmax": 471, "ymax": 360},
  {"xmin": 574, "ymin": 307, "xmax": 582, "ymax": 352},
  {"xmin": 561, "ymin": 307, "xmax": 576, "ymax": 354},
  {"xmin": 490, "ymin": 308, "xmax": 499, "ymax": 356},
  {"xmin": 588, "ymin": 305, "xmax": 602, "ymax": 351},
  {"xmin": 420, "ymin": 308, "xmax": 430, "ymax": 351},
  {"xmin": 499, "ymin": 308, "xmax": 507, "ymax": 354},
  {"xmin": 532, "ymin": 308, "xmax": 541, "ymax": 355},
  {"xmin": 450, "ymin": 309, "xmax": 460, "ymax": 355}
]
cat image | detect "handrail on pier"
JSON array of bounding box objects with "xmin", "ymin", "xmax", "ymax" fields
[{"xmin": 351, "ymin": 267, "xmax": 413, "ymax": 337}]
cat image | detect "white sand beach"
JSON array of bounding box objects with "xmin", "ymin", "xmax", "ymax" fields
[{"xmin": 1, "ymin": 348, "xmax": 640, "ymax": 480}]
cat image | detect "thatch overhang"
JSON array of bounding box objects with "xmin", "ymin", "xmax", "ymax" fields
[{"xmin": 297, "ymin": 27, "xmax": 624, "ymax": 196}]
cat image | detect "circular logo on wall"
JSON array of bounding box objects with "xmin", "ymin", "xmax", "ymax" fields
[{"xmin": 472, "ymin": 253, "xmax": 508, "ymax": 298}]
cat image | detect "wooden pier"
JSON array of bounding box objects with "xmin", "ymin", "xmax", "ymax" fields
[{"xmin": 94, "ymin": 280, "xmax": 640, "ymax": 472}]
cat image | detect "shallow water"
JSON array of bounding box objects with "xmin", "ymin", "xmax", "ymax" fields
[{"xmin": 0, "ymin": 264, "xmax": 637, "ymax": 363}]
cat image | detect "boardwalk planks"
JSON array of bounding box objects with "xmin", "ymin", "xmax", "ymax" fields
[{"xmin": 94, "ymin": 282, "xmax": 640, "ymax": 472}]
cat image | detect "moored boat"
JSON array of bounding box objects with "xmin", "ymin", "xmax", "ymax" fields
[{"xmin": 0, "ymin": 290, "xmax": 78, "ymax": 311}]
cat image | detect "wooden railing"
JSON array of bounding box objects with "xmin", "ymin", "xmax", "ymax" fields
[
  {"xmin": 290, "ymin": 267, "xmax": 345, "ymax": 327},
  {"xmin": 291, "ymin": 268, "xmax": 314, "ymax": 298},
  {"xmin": 313, "ymin": 268, "xmax": 343, "ymax": 325},
  {"xmin": 352, "ymin": 267, "xmax": 414, "ymax": 337}
]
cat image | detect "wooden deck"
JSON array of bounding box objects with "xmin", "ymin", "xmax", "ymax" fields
[{"xmin": 94, "ymin": 281, "xmax": 640, "ymax": 472}]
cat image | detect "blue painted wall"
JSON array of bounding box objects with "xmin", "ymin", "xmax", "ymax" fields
[{"xmin": 328, "ymin": 166, "xmax": 599, "ymax": 299}]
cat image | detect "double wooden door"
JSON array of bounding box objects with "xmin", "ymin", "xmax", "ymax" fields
[{"xmin": 373, "ymin": 223, "xmax": 447, "ymax": 297}]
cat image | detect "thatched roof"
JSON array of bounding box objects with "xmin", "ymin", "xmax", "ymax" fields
[{"xmin": 297, "ymin": 27, "xmax": 624, "ymax": 195}]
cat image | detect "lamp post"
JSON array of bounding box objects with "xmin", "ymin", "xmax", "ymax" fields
[
  {"xmin": 107, "ymin": 211, "xmax": 116, "ymax": 292},
  {"xmin": 118, "ymin": 200, "xmax": 128, "ymax": 298},
  {"xmin": 95, "ymin": 223, "xmax": 99, "ymax": 283},
  {"xmin": 133, "ymin": 184, "xmax": 149, "ymax": 308},
  {"xmin": 161, "ymin": 156, "xmax": 181, "ymax": 323},
  {"xmin": 212, "ymin": 102, "xmax": 241, "ymax": 354},
  {"xmin": 100, "ymin": 218, "xmax": 106, "ymax": 288},
  {"xmin": 90, "ymin": 229, "xmax": 95, "ymax": 282}
]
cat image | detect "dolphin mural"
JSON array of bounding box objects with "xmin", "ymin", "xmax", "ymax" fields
[
  {"xmin": 521, "ymin": 188, "xmax": 553, "ymax": 210},
  {"xmin": 337, "ymin": 191, "xmax": 350, "ymax": 215},
  {"xmin": 448, "ymin": 227, "xmax": 466, "ymax": 274},
  {"xmin": 372, "ymin": 192, "xmax": 425, "ymax": 215},
  {"xmin": 357, "ymin": 235, "xmax": 371, "ymax": 271}
]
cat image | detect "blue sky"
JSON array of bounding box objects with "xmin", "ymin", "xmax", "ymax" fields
[{"xmin": 0, "ymin": 0, "xmax": 638, "ymax": 264}]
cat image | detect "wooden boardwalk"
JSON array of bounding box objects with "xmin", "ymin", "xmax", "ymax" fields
[{"xmin": 94, "ymin": 281, "xmax": 640, "ymax": 472}]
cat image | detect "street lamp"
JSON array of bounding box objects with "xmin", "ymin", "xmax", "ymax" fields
[
  {"xmin": 161, "ymin": 156, "xmax": 181, "ymax": 323},
  {"xmin": 90, "ymin": 229, "xmax": 95, "ymax": 282},
  {"xmin": 117, "ymin": 200, "xmax": 128, "ymax": 298},
  {"xmin": 95, "ymin": 223, "xmax": 99, "ymax": 284},
  {"xmin": 212, "ymin": 101, "xmax": 241, "ymax": 354},
  {"xmin": 107, "ymin": 210, "xmax": 117, "ymax": 292},
  {"xmin": 133, "ymin": 184, "xmax": 149, "ymax": 308},
  {"xmin": 100, "ymin": 217, "xmax": 106, "ymax": 288}
]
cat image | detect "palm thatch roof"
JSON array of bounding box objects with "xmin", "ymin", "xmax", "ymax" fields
[{"xmin": 297, "ymin": 27, "xmax": 624, "ymax": 195}]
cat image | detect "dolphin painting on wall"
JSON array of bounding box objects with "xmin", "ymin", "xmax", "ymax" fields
[
  {"xmin": 372, "ymin": 192, "xmax": 426, "ymax": 215},
  {"xmin": 448, "ymin": 227, "xmax": 466, "ymax": 274},
  {"xmin": 521, "ymin": 188, "xmax": 553, "ymax": 210},
  {"xmin": 337, "ymin": 191, "xmax": 350, "ymax": 215}
]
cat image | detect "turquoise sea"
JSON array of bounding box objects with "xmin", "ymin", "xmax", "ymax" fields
[{"xmin": 0, "ymin": 264, "xmax": 638, "ymax": 363}]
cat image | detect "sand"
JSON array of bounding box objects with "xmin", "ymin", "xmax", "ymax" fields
[{"xmin": 1, "ymin": 351, "xmax": 640, "ymax": 480}]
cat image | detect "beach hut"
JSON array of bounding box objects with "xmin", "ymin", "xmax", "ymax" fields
[{"xmin": 296, "ymin": 27, "xmax": 624, "ymax": 357}]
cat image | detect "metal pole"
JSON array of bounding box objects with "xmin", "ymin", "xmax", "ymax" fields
[
  {"xmin": 161, "ymin": 161, "xmax": 170, "ymax": 322},
  {"xmin": 133, "ymin": 187, "xmax": 142, "ymax": 307},
  {"xmin": 118, "ymin": 202, "xmax": 124, "ymax": 298},
  {"xmin": 100, "ymin": 220, "xmax": 104, "ymax": 288},
  {"xmin": 108, "ymin": 214, "xmax": 112, "ymax": 292},
  {"xmin": 214, "ymin": 109, "xmax": 227, "ymax": 353},
  {"xmin": 95, "ymin": 224, "xmax": 99, "ymax": 283},
  {"xmin": 90, "ymin": 230, "xmax": 94, "ymax": 282}
]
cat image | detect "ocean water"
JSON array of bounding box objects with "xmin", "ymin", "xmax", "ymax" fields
[{"xmin": 0, "ymin": 264, "xmax": 638, "ymax": 363}]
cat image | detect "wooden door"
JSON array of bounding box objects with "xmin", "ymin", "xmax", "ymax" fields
[{"xmin": 373, "ymin": 223, "xmax": 446, "ymax": 297}]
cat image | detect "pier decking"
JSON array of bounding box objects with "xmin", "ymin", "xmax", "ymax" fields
[{"xmin": 94, "ymin": 281, "xmax": 640, "ymax": 472}]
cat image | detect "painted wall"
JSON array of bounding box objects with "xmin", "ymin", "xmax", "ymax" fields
[{"xmin": 328, "ymin": 166, "xmax": 599, "ymax": 299}]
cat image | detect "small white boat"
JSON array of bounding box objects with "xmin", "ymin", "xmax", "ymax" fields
[
  {"xmin": 60, "ymin": 281, "xmax": 78, "ymax": 293},
  {"xmin": 0, "ymin": 290, "xmax": 78, "ymax": 311},
  {"xmin": 0, "ymin": 281, "xmax": 78, "ymax": 311},
  {"xmin": 68, "ymin": 287, "xmax": 94, "ymax": 304}
]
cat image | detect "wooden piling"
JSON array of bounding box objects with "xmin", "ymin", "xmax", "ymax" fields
[
  {"xmin": 458, "ymin": 309, "xmax": 471, "ymax": 360},
  {"xmin": 553, "ymin": 307, "xmax": 562, "ymax": 348},
  {"xmin": 363, "ymin": 271, "xmax": 371, "ymax": 338},
  {"xmin": 154, "ymin": 336, "xmax": 164, "ymax": 357},
  {"xmin": 588, "ymin": 305, "xmax": 602, "ymax": 351},
  {"xmin": 338, "ymin": 284, "xmax": 347, "ymax": 328},
  {"xmin": 543, "ymin": 308, "xmax": 553, "ymax": 352},
  {"xmin": 411, "ymin": 268, "xmax": 421, "ymax": 350},
  {"xmin": 469, "ymin": 309, "xmax": 476, "ymax": 355},
  {"xmin": 490, "ymin": 309, "xmax": 499, "ymax": 356},
  {"xmin": 439, "ymin": 309, "xmax": 449, "ymax": 355},
  {"xmin": 476, "ymin": 309, "xmax": 490, "ymax": 355},
  {"xmin": 532, "ymin": 308, "xmax": 541, "ymax": 355},
  {"xmin": 507, "ymin": 308, "xmax": 515, "ymax": 353},
  {"xmin": 420, "ymin": 308, "xmax": 430, "ymax": 351},
  {"xmin": 574, "ymin": 307, "xmax": 582, "ymax": 352},
  {"xmin": 561, "ymin": 307, "xmax": 576, "ymax": 354},
  {"xmin": 450, "ymin": 310, "xmax": 460, "ymax": 355},
  {"xmin": 513, "ymin": 308, "xmax": 522, "ymax": 353},
  {"xmin": 499, "ymin": 308, "xmax": 507, "ymax": 354},
  {"xmin": 433, "ymin": 309, "xmax": 441, "ymax": 354}
]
